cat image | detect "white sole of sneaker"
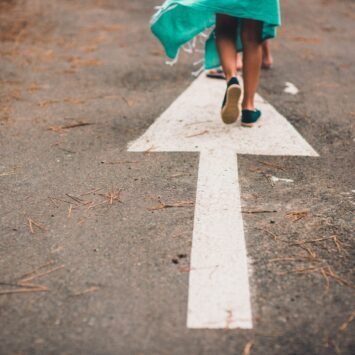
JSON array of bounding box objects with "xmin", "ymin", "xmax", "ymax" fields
[{"xmin": 221, "ymin": 84, "xmax": 242, "ymax": 124}]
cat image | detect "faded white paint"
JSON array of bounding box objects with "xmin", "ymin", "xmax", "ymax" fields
[
  {"xmin": 284, "ymin": 82, "xmax": 299, "ymax": 95},
  {"xmin": 128, "ymin": 74, "xmax": 318, "ymax": 329}
]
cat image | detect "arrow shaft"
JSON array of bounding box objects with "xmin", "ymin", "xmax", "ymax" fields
[{"xmin": 187, "ymin": 150, "xmax": 252, "ymax": 329}]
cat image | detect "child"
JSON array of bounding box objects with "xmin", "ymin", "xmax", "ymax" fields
[{"xmin": 151, "ymin": 0, "xmax": 281, "ymax": 126}]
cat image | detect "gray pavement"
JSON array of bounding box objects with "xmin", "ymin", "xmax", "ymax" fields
[{"xmin": 0, "ymin": 0, "xmax": 354, "ymax": 354}]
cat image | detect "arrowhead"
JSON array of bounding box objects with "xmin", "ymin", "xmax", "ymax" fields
[{"xmin": 128, "ymin": 75, "xmax": 318, "ymax": 157}]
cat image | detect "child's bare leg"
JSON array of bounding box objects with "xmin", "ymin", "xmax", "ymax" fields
[
  {"xmin": 236, "ymin": 52, "xmax": 243, "ymax": 71},
  {"xmin": 236, "ymin": 41, "xmax": 273, "ymax": 72},
  {"xmin": 206, "ymin": 52, "xmax": 242, "ymax": 80},
  {"xmin": 215, "ymin": 14, "xmax": 238, "ymax": 82},
  {"xmin": 241, "ymin": 19, "xmax": 262, "ymax": 110},
  {"xmin": 262, "ymin": 40, "xmax": 273, "ymax": 69}
]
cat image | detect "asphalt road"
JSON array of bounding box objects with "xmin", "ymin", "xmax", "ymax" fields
[{"xmin": 0, "ymin": 0, "xmax": 354, "ymax": 354}]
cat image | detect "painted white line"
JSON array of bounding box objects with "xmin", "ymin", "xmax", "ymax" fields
[
  {"xmin": 284, "ymin": 82, "xmax": 299, "ymax": 95},
  {"xmin": 128, "ymin": 75, "xmax": 318, "ymax": 329},
  {"xmin": 187, "ymin": 150, "xmax": 252, "ymax": 329}
]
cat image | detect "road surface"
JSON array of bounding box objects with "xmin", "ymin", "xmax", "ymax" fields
[{"xmin": 0, "ymin": 0, "xmax": 354, "ymax": 354}]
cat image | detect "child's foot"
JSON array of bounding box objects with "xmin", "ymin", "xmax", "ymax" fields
[
  {"xmin": 221, "ymin": 77, "xmax": 242, "ymax": 124},
  {"xmin": 206, "ymin": 68, "xmax": 225, "ymax": 79},
  {"xmin": 262, "ymin": 56, "xmax": 273, "ymax": 70},
  {"xmin": 241, "ymin": 109, "xmax": 262, "ymax": 127}
]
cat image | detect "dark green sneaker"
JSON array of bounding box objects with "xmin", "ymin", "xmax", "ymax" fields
[
  {"xmin": 241, "ymin": 109, "xmax": 262, "ymax": 127},
  {"xmin": 221, "ymin": 77, "xmax": 242, "ymax": 124}
]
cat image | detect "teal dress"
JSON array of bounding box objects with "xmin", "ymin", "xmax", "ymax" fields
[{"xmin": 151, "ymin": 0, "xmax": 281, "ymax": 69}]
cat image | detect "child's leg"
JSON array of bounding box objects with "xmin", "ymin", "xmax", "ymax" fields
[
  {"xmin": 241, "ymin": 19, "xmax": 262, "ymax": 110},
  {"xmin": 236, "ymin": 52, "xmax": 243, "ymax": 71},
  {"xmin": 262, "ymin": 40, "xmax": 273, "ymax": 69},
  {"xmin": 215, "ymin": 14, "xmax": 238, "ymax": 82},
  {"xmin": 206, "ymin": 52, "xmax": 242, "ymax": 80},
  {"xmin": 234, "ymin": 41, "xmax": 274, "ymax": 72}
]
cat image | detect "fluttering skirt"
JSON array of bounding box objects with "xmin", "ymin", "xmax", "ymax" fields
[{"xmin": 151, "ymin": 0, "xmax": 281, "ymax": 69}]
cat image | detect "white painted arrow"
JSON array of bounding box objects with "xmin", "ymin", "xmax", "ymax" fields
[{"xmin": 128, "ymin": 75, "xmax": 318, "ymax": 329}]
